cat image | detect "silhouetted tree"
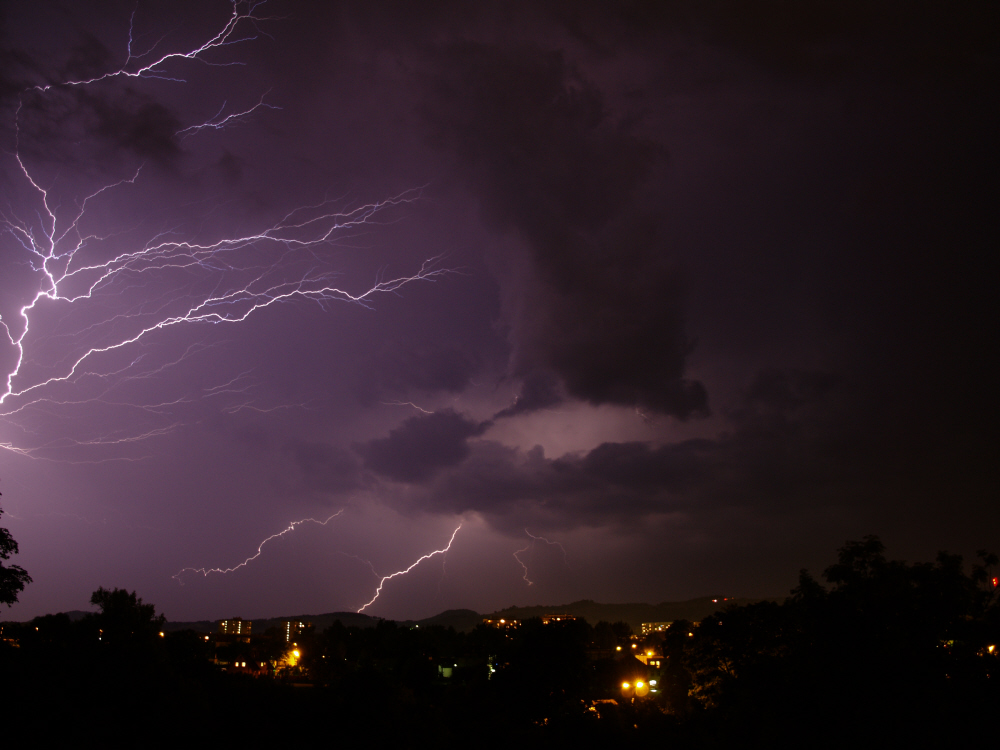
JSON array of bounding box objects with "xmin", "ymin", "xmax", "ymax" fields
[
  {"xmin": 684, "ymin": 536, "xmax": 1000, "ymax": 745},
  {"xmin": 88, "ymin": 586, "xmax": 165, "ymax": 651},
  {"xmin": 0, "ymin": 498, "xmax": 31, "ymax": 606}
]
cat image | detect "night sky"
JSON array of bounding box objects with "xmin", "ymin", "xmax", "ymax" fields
[{"xmin": 1, "ymin": 1, "xmax": 995, "ymax": 622}]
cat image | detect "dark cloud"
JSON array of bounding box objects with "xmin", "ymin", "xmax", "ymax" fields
[
  {"xmin": 413, "ymin": 438, "xmax": 710, "ymax": 531},
  {"xmin": 740, "ymin": 369, "xmax": 841, "ymax": 414},
  {"xmin": 356, "ymin": 343, "xmax": 479, "ymax": 405},
  {"xmin": 576, "ymin": 440, "xmax": 713, "ymax": 492},
  {"xmin": 1, "ymin": 19, "xmax": 182, "ymax": 174},
  {"xmin": 493, "ymin": 371, "xmax": 563, "ymax": 419},
  {"xmin": 12, "ymin": 84, "xmax": 182, "ymax": 185},
  {"xmin": 89, "ymin": 89, "xmax": 181, "ymax": 162},
  {"xmin": 420, "ymin": 41, "xmax": 707, "ymax": 418},
  {"xmin": 60, "ymin": 32, "xmax": 117, "ymax": 82},
  {"xmin": 388, "ymin": 368, "xmax": 854, "ymax": 534},
  {"xmin": 356, "ymin": 409, "xmax": 490, "ymax": 483}
]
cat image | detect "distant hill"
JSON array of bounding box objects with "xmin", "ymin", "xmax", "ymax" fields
[
  {"xmin": 62, "ymin": 610, "xmax": 94, "ymax": 622},
  {"xmin": 159, "ymin": 600, "xmax": 765, "ymax": 635},
  {"xmin": 412, "ymin": 608, "xmax": 482, "ymax": 632}
]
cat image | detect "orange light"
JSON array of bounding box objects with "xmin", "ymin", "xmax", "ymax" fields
[{"xmin": 622, "ymin": 682, "xmax": 630, "ymax": 689}]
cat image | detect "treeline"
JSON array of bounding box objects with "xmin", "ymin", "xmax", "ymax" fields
[
  {"xmin": 676, "ymin": 537, "xmax": 999, "ymax": 746},
  {"xmin": 2, "ymin": 537, "xmax": 997, "ymax": 745}
]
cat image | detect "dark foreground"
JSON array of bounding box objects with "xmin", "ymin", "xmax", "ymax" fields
[{"xmin": 2, "ymin": 538, "xmax": 997, "ymax": 746}]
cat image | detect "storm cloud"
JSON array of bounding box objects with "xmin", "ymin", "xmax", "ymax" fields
[
  {"xmin": 421, "ymin": 41, "xmax": 707, "ymax": 418},
  {"xmin": 356, "ymin": 409, "xmax": 491, "ymax": 483}
]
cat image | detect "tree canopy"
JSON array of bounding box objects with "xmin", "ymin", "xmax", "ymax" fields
[
  {"xmin": 683, "ymin": 536, "xmax": 999, "ymax": 744},
  {"xmin": 0, "ymin": 496, "xmax": 32, "ymax": 607},
  {"xmin": 89, "ymin": 586, "xmax": 165, "ymax": 647}
]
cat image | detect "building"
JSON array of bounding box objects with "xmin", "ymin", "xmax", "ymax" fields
[
  {"xmin": 483, "ymin": 617, "xmax": 520, "ymax": 629},
  {"xmin": 218, "ymin": 617, "xmax": 251, "ymax": 636},
  {"xmin": 636, "ymin": 647, "xmax": 664, "ymax": 668},
  {"xmin": 280, "ymin": 620, "xmax": 310, "ymax": 643},
  {"xmin": 540, "ymin": 614, "xmax": 576, "ymax": 624},
  {"xmin": 641, "ymin": 621, "xmax": 673, "ymax": 635}
]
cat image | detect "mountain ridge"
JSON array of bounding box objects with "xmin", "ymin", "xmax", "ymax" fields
[{"xmin": 157, "ymin": 597, "xmax": 769, "ymax": 634}]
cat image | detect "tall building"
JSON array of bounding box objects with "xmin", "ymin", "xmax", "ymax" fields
[
  {"xmin": 280, "ymin": 620, "xmax": 309, "ymax": 642},
  {"xmin": 641, "ymin": 621, "xmax": 673, "ymax": 635},
  {"xmin": 541, "ymin": 614, "xmax": 576, "ymax": 624},
  {"xmin": 218, "ymin": 617, "xmax": 251, "ymax": 636}
]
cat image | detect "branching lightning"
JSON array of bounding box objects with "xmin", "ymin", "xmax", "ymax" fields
[
  {"xmin": 33, "ymin": 1, "xmax": 272, "ymax": 91},
  {"xmin": 172, "ymin": 510, "xmax": 345, "ymax": 583},
  {"xmin": 357, "ymin": 524, "xmax": 462, "ymax": 612},
  {"xmin": 0, "ymin": 1, "xmax": 450, "ymax": 461},
  {"xmin": 6, "ymin": 3, "xmax": 471, "ymax": 620},
  {"xmin": 513, "ymin": 528, "xmax": 569, "ymax": 586}
]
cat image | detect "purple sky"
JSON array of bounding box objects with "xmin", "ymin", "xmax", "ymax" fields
[{"xmin": 1, "ymin": 1, "xmax": 994, "ymax": 622}]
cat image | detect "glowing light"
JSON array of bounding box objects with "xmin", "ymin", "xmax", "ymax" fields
[
  {"xmin": 357, "ymin": 524, "xmax": 462, "ymax": 612},
  {"xmin": 512, "ymin": 528, "xmax": 569, "ymax": 586},
  {"xmin": 172, "ymin": 511, "xmax": 344, "ymax": 582}
]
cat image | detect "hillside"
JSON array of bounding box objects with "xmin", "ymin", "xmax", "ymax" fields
[{"xmin": 158, "ymin": 599, "xmax": 765, "ymax": 634}]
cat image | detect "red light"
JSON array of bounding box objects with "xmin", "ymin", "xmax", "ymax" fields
[{"xmin": 992, "ymin": 577, "xmax": 998, "ymax": 588}]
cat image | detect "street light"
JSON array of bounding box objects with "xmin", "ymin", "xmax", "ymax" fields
[{"xmin": 621, "ymin": 680, "xmax": 650, "ymax": 699}]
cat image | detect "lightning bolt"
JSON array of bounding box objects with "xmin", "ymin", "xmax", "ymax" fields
[
  {"xmin": 513, "ymin": 528, "xmax": 569, "ymax": 586},
  {"xmin": 172, "ymin": 510, "xmax": 344, "ymax": 583},
  {"xmin": 33, "ymin": 1, "xmax": 271, "ymax": 91},
  {"xmin": 381, "ymin": 400, "xmax": 434, "ymax": 414},
  {"xmin": 357, "ymin": 524, "xmax": 462, "ymax": 613},
  {"xmin": 1, "ymin": 2, "xmax": 451, "ymax": 460}
]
